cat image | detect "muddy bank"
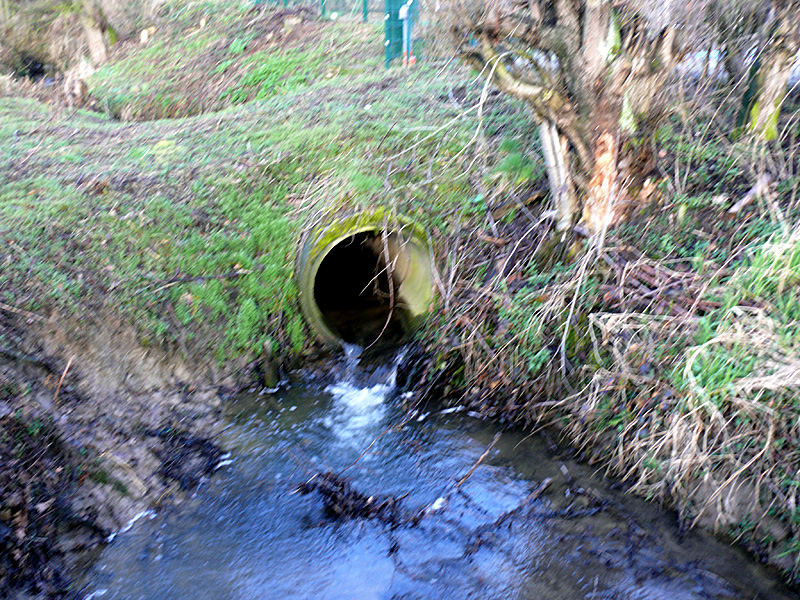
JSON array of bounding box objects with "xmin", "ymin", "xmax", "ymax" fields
[{"xmin": 0, "ymin": 309, "xmax": 240, "ymax": 598}]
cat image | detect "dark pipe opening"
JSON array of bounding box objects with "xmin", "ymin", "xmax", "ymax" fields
[
  {"xmin": 17, "ymin": 56, "xmax": 48, "ymax": 80},
  {"xmin": 314, "ymin": 231, "xmax": 405, "ymax": 347}
]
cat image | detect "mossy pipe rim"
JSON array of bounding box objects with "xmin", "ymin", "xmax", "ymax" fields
[{"xmin": 295, "ymin": 209, "xmax": 435, "ymax": 347}]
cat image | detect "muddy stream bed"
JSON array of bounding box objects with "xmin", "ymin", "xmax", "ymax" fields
[{"xmin": 78, "ymin": 352, "xmax": 799, "ymax": 600}]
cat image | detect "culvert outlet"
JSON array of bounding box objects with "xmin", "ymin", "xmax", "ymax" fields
[{"xmin": 296, "ymin": 211, "xmax": 435, "ymax": 348}]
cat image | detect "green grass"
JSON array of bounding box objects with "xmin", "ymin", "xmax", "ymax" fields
[
  {"xmin": 1, "ymin": 5, "xmax": 534, "ymax": 366},
  {"xmin": 0, "ymin": 143, "xmax": 304, "ymax": 358},
  {"xmin": 88, "ymin": 6, "xmax": 385, "ymax": 121},
  {"xmin": 221, "ymin": 48, "xmax": 325, "ymax": 103}
]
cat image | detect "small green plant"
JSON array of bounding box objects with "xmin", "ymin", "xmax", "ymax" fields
[
  {"xmin": 222, "ymin": 49, "xmax": 324, "ymax": 104},
  {"xmin": 495, "ymin": 151, "xmax": 537, "ymax": 186},
  {"xmin": 228, "ymin": 36, "xmax": 251, "ymax": 55},
  {"xmin": 90, "ymin": 469, "xmax": 129, "ymax": 495},
  {"xmin": 26, "ymin": 420, "xmax": 44, "ymax": 437}
]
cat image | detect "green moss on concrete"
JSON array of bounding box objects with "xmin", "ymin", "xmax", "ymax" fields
[{"xmin": 295, "ymin": 208, "xmax": 434, "ymax": 345}]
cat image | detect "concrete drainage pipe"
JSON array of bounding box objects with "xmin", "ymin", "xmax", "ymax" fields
[{"xmin": 295, "ymin": 211, "xmax": 435, "ymax": 348}]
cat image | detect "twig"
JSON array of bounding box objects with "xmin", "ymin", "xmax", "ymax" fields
[
  {"xmin": 364, "ymin": 227, "xmax": 398, "ymax": 351},
  {"xmin": 375, "ymin": 119, "xmax": 399, "ymax": 153},
  {"xmin": 456, "ymin": 432, "xmax": 501, "ymax": 490},
  {"xmin": 14, "ymin": 106, "xmax": 80, "ymax": 137},
  {"xmin": 338, "ymin": 423, "xmax": 399, "ymax": 476},
  {"xmin": 477, "ymin": 233, "xmax": 507, "ymax": 247},
  {"xmin": 52, "ymin": 356, "xmax": 74, "ymax": 405},
  {"xmin": 728, "ymin": 172, "xmax": 772, "ymax": 214},
  {"xmin": 146, "ymin": 269, "xmax": 252, "ymax": 294},
  {"xmin": 0, "ymin": 346, "xmax": 46, "ymax": 365},
  {"xmin": 493, "ymin": 477, "xmax": 553, "ymax": 528},
  {"xmin": 336, "ymin": 406, "xmax": 419, "ymax": 477},
  {"xmin": 0, "ymin": 301, "xmax": 46, "ymax": 322},
  {"xmin": 384, "ymin": 104, "xmax": 480, "ymax": 161},
  {"xmin": 99, "ymin": 452, "xmax": 148, "ymax": 495}
]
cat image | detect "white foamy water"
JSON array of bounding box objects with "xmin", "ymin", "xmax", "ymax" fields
[
  {"xmin": 325, "ymin": 380, "xmax": 393, "ymax": 409},
  {"xmin": 323, "ymin": 380, "xmax": 392, "ymax": 444},
  {"xmin": 105, "ymin": 510, "xmax": 155, "ymax": 543},
  {"xmin": 321, "ymin": 345, "xmax": 409, "ymax": 444}
]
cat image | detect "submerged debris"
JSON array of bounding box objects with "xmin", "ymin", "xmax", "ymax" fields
[{"xmin": 297, "ymin": 471, "xmax": 414, "ymax": 526}]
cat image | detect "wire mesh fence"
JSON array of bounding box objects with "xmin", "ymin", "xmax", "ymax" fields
[{"xmin": 254, "ymin": 0, "xmax": 384, "ymax": 21}]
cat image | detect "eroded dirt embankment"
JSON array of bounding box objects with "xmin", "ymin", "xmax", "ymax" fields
[{"xmin": 0, "ymin": 308, "xmax": 245, "ymax": 598}]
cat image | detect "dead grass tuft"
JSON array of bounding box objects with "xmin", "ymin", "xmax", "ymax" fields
[{"xmin": 420, "ymin": 199, "xmax": 800, "ymax": 575}]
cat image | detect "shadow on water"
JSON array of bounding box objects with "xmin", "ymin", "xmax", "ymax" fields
[{"xmin": 80, "ymin": 350, "xmax": 799, "ymax": 600}]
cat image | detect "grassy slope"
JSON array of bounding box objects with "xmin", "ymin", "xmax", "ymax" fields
[{"xmin": 1, "ymin": 4, "xmax": 532, "ymax": 367}]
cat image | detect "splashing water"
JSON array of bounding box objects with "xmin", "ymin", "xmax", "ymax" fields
[{"xmin": 322, "ymin": 345, "xmax": 408, "ymax": 445}]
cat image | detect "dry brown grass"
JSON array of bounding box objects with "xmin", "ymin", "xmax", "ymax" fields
[
  {"xmin": 421, "ymin": 201, "xmax": 800, "ymax": 573},
  {"xmin": 555, "ymin": 231, "xmax": 800, "ymax": 571}
]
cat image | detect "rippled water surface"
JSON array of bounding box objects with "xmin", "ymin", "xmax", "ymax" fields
[{"xmin": 81, "ymin": 359, "xmax": 799, "ymax": 600}]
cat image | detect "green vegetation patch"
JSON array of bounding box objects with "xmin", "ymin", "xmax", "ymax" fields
[
  {"xmin": 89, "ymin": 4, "xmax": 381, "ymax": 121},
  {"xmin": 2, "ymin": 5, "xmax": 530, "ymax": 372}
]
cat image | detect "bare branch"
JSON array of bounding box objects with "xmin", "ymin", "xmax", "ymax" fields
[{"xmin": 460, "ymin": 35, "xmax": 592, "ymax": 169}]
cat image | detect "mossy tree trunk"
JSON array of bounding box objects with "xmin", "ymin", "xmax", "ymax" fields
[
  {"xmin": 737, "ymin": 1, "xmax": 800, "ymax": 142},
  {"xmin": 436, "ymin": 0, "xmax": 684, "ymax": 234}
]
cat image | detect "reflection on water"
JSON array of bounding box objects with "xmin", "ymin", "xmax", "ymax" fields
[{"xmin": 80, "ymin": 364, "xmax": 799, "ymax": 600}]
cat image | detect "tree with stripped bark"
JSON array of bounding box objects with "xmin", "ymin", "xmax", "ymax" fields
[{"xmin": 435, "ymin": 0, "xmax": 703, "ymax": 234}]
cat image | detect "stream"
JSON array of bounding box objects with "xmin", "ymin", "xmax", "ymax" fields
[{"xmin": 80, "ymin": 349, "xmax": 799, "ymax": 599}]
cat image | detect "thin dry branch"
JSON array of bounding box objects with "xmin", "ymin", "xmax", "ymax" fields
[{"xmin": 456, "ymin": 432, "xmax": 501, "ymax": 490}]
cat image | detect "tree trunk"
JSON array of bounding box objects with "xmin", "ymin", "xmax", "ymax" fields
[
  {"xmin": 734, "ymin": 2, "xmax": 800, "ymax": 142},
  {"xmin": 80, "ymin": 1, "xmax": 108, "ymax": 66},
  {"xmin": 745, "ymin": 34, "xmax": 799, "ymax": 141},
  {"xmin": 443, "ymin": 0, "xmax": 679, "ymax": 234},
  {"xmin": 582, "ymin": 131, "xmax": 620, "ymax": 235},
  {"xmin": 539, "ymin": 120, "xmax": 578, "ymax": 232},
  {"xmin": 581, "ymin": 89, "xmax": 659, "ymax": 235}
]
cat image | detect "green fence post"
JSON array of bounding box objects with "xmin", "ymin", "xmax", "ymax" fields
[
  {"xmin": 320, "ymin": 0, "xmax": 326, "ymax": 16},
  {"xmin": 384, "ymin": 0, "xmax": 400, "ymax": 68},
  {"xmin": 384, "ymin": 0, "xmax": 419, "ymax": 68},
  {"xmin": 363, "ymin": 0, "xmax": 368, "ymax": 21}
]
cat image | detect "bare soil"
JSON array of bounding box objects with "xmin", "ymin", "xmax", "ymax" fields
[{"xmin": 0, "ymin": 309, "xmax": 240, "ymax": 599}]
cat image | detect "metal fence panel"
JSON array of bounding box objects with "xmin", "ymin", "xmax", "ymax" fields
[
  {"xmin": 384, "ymin": 0, "xmax": 418, "ymax": 68},
  {"xmin": 255, "ymin": 0, "xmax": 380, "ymax": 21}
]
